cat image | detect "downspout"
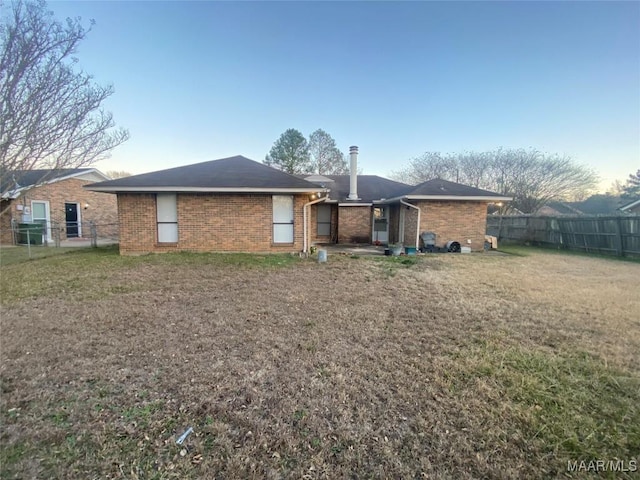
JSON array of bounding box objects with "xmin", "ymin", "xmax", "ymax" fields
[
  {"xmin": 303, "ymin": 195, "xmax": 328, "ymax": 254},
  {"xmin": 400, "ymin": 199, "xmax": 421, "ymax": 249}
]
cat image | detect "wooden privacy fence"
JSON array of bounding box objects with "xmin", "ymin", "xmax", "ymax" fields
[{"xmin": 486, "ymin": 215, "xmax": 640, "ymax": 257}]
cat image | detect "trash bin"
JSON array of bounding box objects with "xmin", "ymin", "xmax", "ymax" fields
[{"xmin": 17, "ymin": 223, "xmax": 43, "ymax": 245}]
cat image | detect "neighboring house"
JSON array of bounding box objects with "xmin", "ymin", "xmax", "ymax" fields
[
  {"xmin": 536, "ymin": 201, "xmax": 584, "ymax": 216},
  {"xmin": 0, "ymin": 169, "xmax": 118, "ymax": 244},
  {"xmin": 86, "ymin": 147, "xmax": 511, "ymax": 255},
  {"xmin": 536, "ymin": 195, "xmax": 623, "ymax": 216},
  {"xmin": 619, "ymin": 198, "xmax": 640, "ymax": 215}
]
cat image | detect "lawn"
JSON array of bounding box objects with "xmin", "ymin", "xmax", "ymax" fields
[{"xmin": 1, "ymin": 247, "xmax": 638, "ymax": 479}]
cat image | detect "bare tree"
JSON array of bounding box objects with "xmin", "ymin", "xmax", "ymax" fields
[
  {"xmin": 606, "ymin": 179, "xmax": 625, "ymax": 197},
  {"xmin": 392, "ymin": 148, "xmax": 598, "ymax": 214},
  {"xmin": 308, "ymin": 129, "xmax": 348, "ymax": 175},
  {"xmin": 391, "ymin": 152, "xmax": 458, "ymax": 185},
  {"xmin": 0, "ymin": 0, "xmax": 129, "ymax": 196}
]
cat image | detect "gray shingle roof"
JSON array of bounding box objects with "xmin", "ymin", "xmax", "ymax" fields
[
  {"xmin": 87, "ymin": 156, "xmax": 320, "ymax": 192},
  {"xmin": 323, "ymin": 175, "xmax": 410, "ymax": 203},
  {"xmin": 86, "ymin": 156, "xmax": 508, "ymax": 202},
  {"xmin": 405, "ymin": 178, "xmax": 508, "ymax": 198},
  {"xmin": 1, "ymin": 168, "xmax": 92, "ymax": 194}
]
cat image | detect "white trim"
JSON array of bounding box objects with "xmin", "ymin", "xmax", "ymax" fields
[
  {"xmin": 3, "ymin": 169, "xmax": 111, "ymax": 199},
  {"xmin": 86, "ymin": 186, "xmax": 325, "ymax": 194},
  {"xmin": 400, "ymin": 199, "xmax": 421, "ymax": 248},
  {"xmin": 620, "ymin": 198, "xmax": 640, "ymax": 211},
  {"xmin": 77, "ymin": 203, "xmax": 82, "ymax": 237},
  {"xmin": 48, "ymin": 168, "xmax": 110, "ymax": 184},
  {"xmin": 64, "ymin": 202, "xmax": 82, "ymax": 237},
  {"xmin": 371, "ymin": 205, "xmax": 389, "ymax": 244},
  {"xmin": 156, "ymin": 194, "xmax": 178, "ymax": 243},
  {"xmin": 273, "ymin": 195, "xmax": 294, "ymax": 244},
  {"xmin": 382, "ymin": 194, "xmax": 512, "ymax": 203},
  {"xmin": 406, "ymin": 194, "xmax": 512, "ymax": 201},
  {"xmin": 337, "ymin": 202, "xmax": 373, "ymax": 207},
  {"xmin": 30, "ymin": 200, "xmax": 52, "ymax": 243},
  {"xmin": 303, "ymin": 197, "xmax": 328, "ymax": 253}
]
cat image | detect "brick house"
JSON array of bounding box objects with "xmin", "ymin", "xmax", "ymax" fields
[
  {"xmin": 0, "ymin": 169, "xmax": 118, "ymax": 244},
  {"xmin": 86, "ymin": 147, "xmax": 510, "ymax": 255}
]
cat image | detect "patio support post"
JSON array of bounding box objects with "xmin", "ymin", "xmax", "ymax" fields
[
  {"xmin": 400, "ymin": 199, "xmax": 421, "ymax": 248},
  {"xmin": 303, "ymin": 196, "xmax": 328, "ymax": 254}
]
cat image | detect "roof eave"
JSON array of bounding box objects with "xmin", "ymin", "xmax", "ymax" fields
[
  {"xmin": 619, "ymin": 198, "xmax": 640, "ymax": 211},
  {"xmin": 381, "ymin": 195, "xmax": 513, "ymax": 203},
  {"xmin": 406, "ymin": 195, "xmax": 513, "ymax": 201},
  {"xmin": 337, "ymin": 202, "xmax": 373, "ymax": 207},
  {"xmin": 85, "ymin": 186, "xmax": 327, "ymax": 194},
  {"xmin": 3, "ymin": 168, "xmax": 109, "ymax": 198}
]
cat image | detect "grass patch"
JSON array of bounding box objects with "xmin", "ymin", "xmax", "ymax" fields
[
  {"xmin": 450, "ymin": 341, "xmax": 640, "ymax": 477},
  {"xmin": 0, "ymin": 246, "xmax": 301, "ymax": 304},
  {"xmin": 498, "ymin": 243, "xmax": 640, "ymax": 263},
  {"xmin": 0, "ymin": 245, "xmax": 81, "ymax": 267},
  {"xmin": 372, "ymin": 254, "xmax": 422, "ymax": 277},
  {"xmin": 1, "ymin": 247, "xmax": 638, "ymax": 478}
]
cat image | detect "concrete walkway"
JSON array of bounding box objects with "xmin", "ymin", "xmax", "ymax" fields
[
  {"xmin": 317, "ymin": 244, "xmax": 387, "ymax": 256},
  {"xmin": 56, "ymin": 238, "xmax": 118, "ymax": 247},
  {"xmin": 316, "ymin": 243, "xmax": 508, "ymax": 256}
]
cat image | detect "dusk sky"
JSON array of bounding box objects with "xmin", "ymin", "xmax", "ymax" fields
[{"xmin": 49, "ymin": 1, "xmax": 639, "ymax": 190}]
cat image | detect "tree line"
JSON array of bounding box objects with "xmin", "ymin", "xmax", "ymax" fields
[
  {"xmin": 391, "ymin": 149, "xmax": 602, "ymax": 214},
  {"xmin": 3, "ymin": 1, "xmax": 636, "ymax": 217},
  {"xmin": 264, "ymin": 128, "xmax": 349, "ymax": 175}
]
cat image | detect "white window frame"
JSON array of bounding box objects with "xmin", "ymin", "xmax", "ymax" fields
[
  {"xmin": 272, "ymin": 195, "xmax": 294, "ymax": 244},
  {"xmin": 156, "ymin": 194, "xmax": 178, "ymax": 243},
  {"xmin": 64, "ymin": 202, "xmax": 82, "ymax": 237},
  {"xmin": 30, "ymin": 200, "xmax": 52, "ymax": 243}
]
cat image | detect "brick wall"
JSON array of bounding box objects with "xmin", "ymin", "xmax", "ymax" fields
[
  {"xmin": 0, "ymin": 178, "xmax": 118, "ymax": 244},
  {"xmin": 412, "ymin": 200, "xmax": 489, "ymax": 251},
  {"xmin": 337, "ymin": 206, "xmax": 371, "ymax": 243},
  {"xmin": 117, "ymin": 193, "xmax": 308, "ymax": 255},
  {"xmin": 0, "ymin": 200, "xmax": 12, "ymax": 244},
  {"xmin": 402, "ymin": 206, "xmax": 420, "ymax": 247}
]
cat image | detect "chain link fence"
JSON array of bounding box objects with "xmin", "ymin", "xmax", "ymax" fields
[{"xmin": 1, "ymin": 220, "xmax": 119, "ymax": 265}]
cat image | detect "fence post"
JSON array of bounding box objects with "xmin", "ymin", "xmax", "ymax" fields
[
  {"xmin": 54, "ymin": 222, "xmax": 61, "ymax": 248},
  {"xmin": 613, "ymin": 217, "xmax": 623, "ymax": 257},
  {"xmin": 90, "ymin": 221, "xmax": 97, "ymax": 248},
  {"xmin": 26, "ymin": 227, "xmax": 31, "ymax": 258}
]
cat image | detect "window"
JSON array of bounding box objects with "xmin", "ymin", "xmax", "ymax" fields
[
  {"xmin": 31, "ymin": 200, "xmax": 50, "ymax": 242},
  {"xmin": 272, "ymin": 195, "xmax": 294, "ymax": 243},
  {"xmin": 317, "ymin": 204, "xmax": 331, "ymax": 236},
  {"xmin": 157, "ymin": 194, "xmax": 178, "ymax": 243}
]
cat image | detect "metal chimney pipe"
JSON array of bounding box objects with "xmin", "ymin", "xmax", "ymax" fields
[{"xmin": 348, "ymin": 145, "xmax": 359, "ymax": 200}]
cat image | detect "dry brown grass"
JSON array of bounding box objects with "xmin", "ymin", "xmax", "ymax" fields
[{"xmin": 1, "ymin": 248, "xmax": 638, "ymax": 479}]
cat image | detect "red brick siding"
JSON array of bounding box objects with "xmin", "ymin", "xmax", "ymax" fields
[
  {"xmin": 117, "ymin": 193, "xmax": 307, "ymax": 255},
  {"xmin": 402, "ymin": 207, "xmax": 420, "ymax": 247},
  {"xmin": 0, "ymin": 178, "xmax": 118, "ymax": 244},
  {"xmin": 337, "ymin": 206, "xmax": 371, "ymax": 243},
  {"xmin": 0, "ymin": 200, "xmax": 13, "ymax": 244},
  {"xmin": 413, "ymin": 200, "xmax": 489, "ymax": 251}
]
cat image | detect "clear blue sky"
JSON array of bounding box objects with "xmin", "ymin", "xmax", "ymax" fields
[{"xmin": 50, "ymin": 1, "xmax": 639, "ymax": 190}]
